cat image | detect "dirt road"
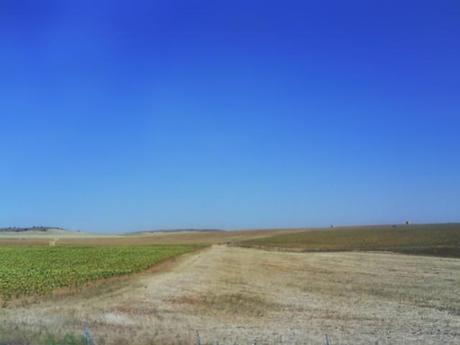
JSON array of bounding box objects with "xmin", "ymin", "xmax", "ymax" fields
[{"xmin": 1, "ymin": 245, "xmax": 459, "ymax": 344}]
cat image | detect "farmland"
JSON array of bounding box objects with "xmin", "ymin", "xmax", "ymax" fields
[
  {"xmin": 1, "ymin": 245, "xmax": 459, "ymax": 345},
  {"xmin": 0, "ymin": 225, "xmax": 459, "ymax": 344},
  {"xmin": 0, "ymin": 245, "xmax": 197, "ymax": 301},
  {"xmin": 0, "ymin": 228, "xmax": 301, "ymax": 246},
  {"xmin": 236, "ymin": 223, "xmax": 460, "ymax": 258}
]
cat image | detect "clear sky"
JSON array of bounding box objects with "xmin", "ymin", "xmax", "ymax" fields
[{"xmin": 1, "ymin": 0, "xmax": 459, "ymax": 233}]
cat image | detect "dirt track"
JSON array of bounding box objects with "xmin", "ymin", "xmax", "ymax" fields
[{"xmin": 1, "ymin": 245, "xmax": 460, "ymax": 344}]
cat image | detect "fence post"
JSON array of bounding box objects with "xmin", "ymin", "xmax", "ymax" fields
[{"xmin": 83, "ymin": 322, "xmax": 96, "ymax": 345}]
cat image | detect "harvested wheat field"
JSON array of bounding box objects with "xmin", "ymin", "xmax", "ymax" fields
[{"xmin": 1, "ymin": 245, "xmax": 459, "ymax": 345}]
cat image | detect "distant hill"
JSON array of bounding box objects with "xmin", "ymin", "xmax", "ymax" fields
[
  {"xmin": 128, "ymin": 229, "xmax": 224, "ymax": 235},
  {"xmin": 0, "ymin": 226, "xmax": 64, "ymax": 233},
  {"xmin": 0, "ymin": 226, "xmax": 91, "ymax": 237}
]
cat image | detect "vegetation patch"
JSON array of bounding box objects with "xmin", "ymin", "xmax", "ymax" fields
[
  {"xmin": 0, "ymin": 245, "xmax": 197, "ymax": 301},
  {"xmin": 172, "ymin": 292, "xmax": 279, "ymax": 317}
]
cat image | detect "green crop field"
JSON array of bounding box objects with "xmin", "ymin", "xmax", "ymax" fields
[
  {"xmin": 0, "ymin": 245, "xmax": 197, "ymax": 300},
  {"xmin": 236, "ymin": 223, "xmax": 460, "ymax": 258}
]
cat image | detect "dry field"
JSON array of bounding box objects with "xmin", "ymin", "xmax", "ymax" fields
[
  {"xmin": 0, "ymin": 229, "xmax": 302, "ymax": 246},
  {"xmin": 236, "ymin": 224, "xmax": 460, "ymax": 258},
  {"xmin": 1, "ymin": 245, "xmax": 459, "ymax": 345}
]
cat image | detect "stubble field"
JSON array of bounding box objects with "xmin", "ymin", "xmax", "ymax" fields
[{"xmin": 0, "ymin": 225, "xmax": 459, "ymax": 344}]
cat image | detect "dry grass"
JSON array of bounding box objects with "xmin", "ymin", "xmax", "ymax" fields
[
  {"xmin": 3, "ymin": 224, "xmax": 459, "ymax": 259},
  {"xmin": 1, "ymin": 245, "xmax": 459, "ymax": 344},
  {"xmin": 171, "ymin": 292, "xmax": 280, "ymax": 318},
  {"xmin": 0, "ymin": 229, "xmax": 301, "ymax": 247},
  {"xmin": 236, "ymin": 223, "xmax": 460, "ymax": 258}
]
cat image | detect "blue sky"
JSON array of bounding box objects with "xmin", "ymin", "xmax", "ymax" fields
[{"xmin": 1, "ymin": 0, "xmax": 459, "ymax": 232}]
